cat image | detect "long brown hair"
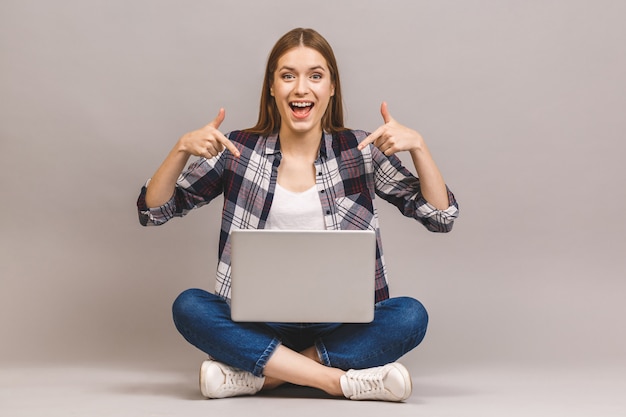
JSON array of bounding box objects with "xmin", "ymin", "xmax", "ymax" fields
[{"xmin": 245, "ymin": 28, "xmax": 346, "ymax": 135}]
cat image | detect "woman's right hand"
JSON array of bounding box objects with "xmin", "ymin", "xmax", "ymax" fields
[
  {"xmin": 178, "ymin": 108, "xmax": 240, "ymax": 159},
  {"xmin": 145, "ymin": 108, "xmax": 240, "ymax": 208}
]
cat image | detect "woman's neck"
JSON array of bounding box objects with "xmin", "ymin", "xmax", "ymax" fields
[{"xmin": 278, "ymin": 127, "xmax": 323, "ymax": 159}]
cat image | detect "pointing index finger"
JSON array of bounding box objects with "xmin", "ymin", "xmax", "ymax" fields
[
  {"xmin": 358, "ymin": 125, "xmax": 384, "ymax": 151},
  {"xmin": 216, "ymin": 133, "xmax": 240, "ymax": 158},
  {"xmin": 205, "ymin": 108, "xmax": 240, "ymax": 158}
]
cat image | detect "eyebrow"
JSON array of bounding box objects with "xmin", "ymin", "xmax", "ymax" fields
[{"xmin": 278, "ymin": 65, "xmax": 327, "ymax": 72}]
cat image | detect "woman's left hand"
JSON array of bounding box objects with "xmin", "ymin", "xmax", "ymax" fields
[
  {"xmin": 358, "ymin": 102, "xmax": 424, "ymax": 156},
  {"xmin": 360, "ymin": 101, "xmax": 450, "ymax": 210}
]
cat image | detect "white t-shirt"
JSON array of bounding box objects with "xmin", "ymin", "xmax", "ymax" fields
[{"xmin": 265, "ymin": 183, "xmax": 325, "ymax": 230}]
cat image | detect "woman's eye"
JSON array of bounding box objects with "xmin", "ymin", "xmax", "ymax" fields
[
  {"xmin": 282, "ymin": 74, "xmax": 295, "ymax": 80},
  {"xmin": 311, "ymin": 73, "xmax": 322, "ymax": 80}
]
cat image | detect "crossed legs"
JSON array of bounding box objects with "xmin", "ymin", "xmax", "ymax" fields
[{"xmin": 172, "ymin": 288, "xmax": 428, "ymax": 398}]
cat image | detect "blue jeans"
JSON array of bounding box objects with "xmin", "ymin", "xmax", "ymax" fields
[{"xmin": 172, "ymin": 288, "xmax": 428, "ymax": 377}]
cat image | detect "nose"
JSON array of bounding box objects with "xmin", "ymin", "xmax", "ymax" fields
[{"xmin": 294, "ymin": 76, "xmax": 308, "ymax": 96}]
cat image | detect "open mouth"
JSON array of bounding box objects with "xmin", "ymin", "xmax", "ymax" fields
[{"xmin": 289, "ymin": 101, "xmax": 314, "ymax": 118}]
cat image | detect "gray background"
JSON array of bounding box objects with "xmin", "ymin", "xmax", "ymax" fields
[{"xmin": 1, "ymin": 0, "xmax": 625, "ymax": 378}]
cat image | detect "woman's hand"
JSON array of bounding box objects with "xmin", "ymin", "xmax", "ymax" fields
[
  {"xmin": 358, "ymin": 102, "xmax": 424, "ymax": 156},
  {"xmin": 145, "ymin": 108, "xmax": 239, "ymax": 208},
  {"xmin": 360, "ymin": 102, "xmax": 450, "ymax": 210},
  {"xmin": 178, "ymin": 108, "xmax": 240, "ymax": 159}
]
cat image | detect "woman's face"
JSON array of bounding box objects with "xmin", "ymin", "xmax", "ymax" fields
[{"xmin": 271, "ymin": 46, "xmax": 335, "ymax": 139}]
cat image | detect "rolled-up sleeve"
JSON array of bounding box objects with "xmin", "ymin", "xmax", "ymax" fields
[
  {"xmin": 136, "ymin": 154, "xmax": 225, "ymax": 227},
  {"xmin": 412, "ymin": 189, "xmax": 459, "ymax": 232},
  {"xmin": 137, "ymin": 181, "xmax": 179, "ymax": 226}
]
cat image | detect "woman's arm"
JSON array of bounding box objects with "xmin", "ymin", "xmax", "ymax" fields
[
  {"xmin": 145, "ymin": 108, "xmax": 240, "ymax": 208},
  {"xmin": 407, "ymin": 141, "xmax": 448, "ymax": 210},
  {"xmin": 358, "ymin": 102, "xmax": 449, "ymax": 210}
]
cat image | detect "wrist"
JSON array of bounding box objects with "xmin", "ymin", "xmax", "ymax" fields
[
  {"xmin": 175, "ymin": 135, "xmax": 192, "ymax": 156},
  {"xmin": 409, "ymin": 143, "xmax": 428, "ymax": 159},
  {"xmin": 407, "ymin": 131, "xmax": 426, "ymax": 154}
]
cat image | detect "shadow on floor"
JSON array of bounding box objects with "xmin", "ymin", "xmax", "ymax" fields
[{"xmin": 108, "ymin": 374, "xmax": 474, "ymax": 402}]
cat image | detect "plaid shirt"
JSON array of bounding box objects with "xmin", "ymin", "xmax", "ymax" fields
[{"xmin": 137, "ymin": 129, "xmax": 459, "ymax": 303}]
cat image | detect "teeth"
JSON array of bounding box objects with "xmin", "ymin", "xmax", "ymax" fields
[{"xmin": 291, "ymin": 102, "xmax": 313, "ymax": 107}]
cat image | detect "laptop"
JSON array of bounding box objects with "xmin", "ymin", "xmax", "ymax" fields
[{"xmin": 229, "ymin": 229, "xmax": 376, "ymax": 323}]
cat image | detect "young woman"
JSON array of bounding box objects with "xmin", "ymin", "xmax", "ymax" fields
[{"xmin": 137, "ymin": 28, "xmax": 459, "ymax": 402}]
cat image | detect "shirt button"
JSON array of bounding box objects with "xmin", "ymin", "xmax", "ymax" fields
[
  {"xmin": 326, "ymin": 210, "xmax": 331, "ymax": 215},
  {"xmin": 318, "ymin": 172, "xmax": 322, "ymax": 176},
  {"xmin": 320, "ymin": 189, "xmax": 325, "ymax": 193}
]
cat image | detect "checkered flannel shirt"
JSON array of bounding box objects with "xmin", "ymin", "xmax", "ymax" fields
[{"xmin": 137, "ymin": 129, "xmax": 459, "ymax": 303}]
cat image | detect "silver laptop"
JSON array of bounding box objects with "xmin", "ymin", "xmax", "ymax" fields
[{"xmin": 229, "ymin": 229, "xmax": 376, "ymax": 323}]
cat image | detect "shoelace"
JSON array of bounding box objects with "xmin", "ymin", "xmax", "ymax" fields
[
  {"xmin": 222, "ymin": 367, "xmax": 259, "ymax": 393},
  {"xmin": 346, "ymin": 368, "xmax": 386, "ymax": 397}
]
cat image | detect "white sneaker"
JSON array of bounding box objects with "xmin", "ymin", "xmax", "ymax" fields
[
  {"xmin": 340, "ymin": 362, "xmax": 412, "ymax": 402},
  {"xmin": 199, "ymin": 360, "xmax": 265, "ymax": 399}
]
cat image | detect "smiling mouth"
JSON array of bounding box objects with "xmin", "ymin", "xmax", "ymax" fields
[{"xmin": 290, "ymin": 101, "xmax": 314, "ymax": 118}]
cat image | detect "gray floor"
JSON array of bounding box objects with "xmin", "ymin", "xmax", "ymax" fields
[{"xmin": 2, "ymin": 361, "xmax": 625, "ymax": 417}]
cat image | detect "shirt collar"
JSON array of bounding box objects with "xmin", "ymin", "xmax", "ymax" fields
[
  {"xmin": 319, "ymin": 131, "xmax": 332, "ymax": 159},
  {"xmin": 264, "ymin": 133, "xmax": 280, "ymax": 155}
]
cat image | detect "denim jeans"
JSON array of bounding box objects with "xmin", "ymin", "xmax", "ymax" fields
[{"xmin": 172, "ymin": 288, "xmax": 428, "ymax": 377}]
